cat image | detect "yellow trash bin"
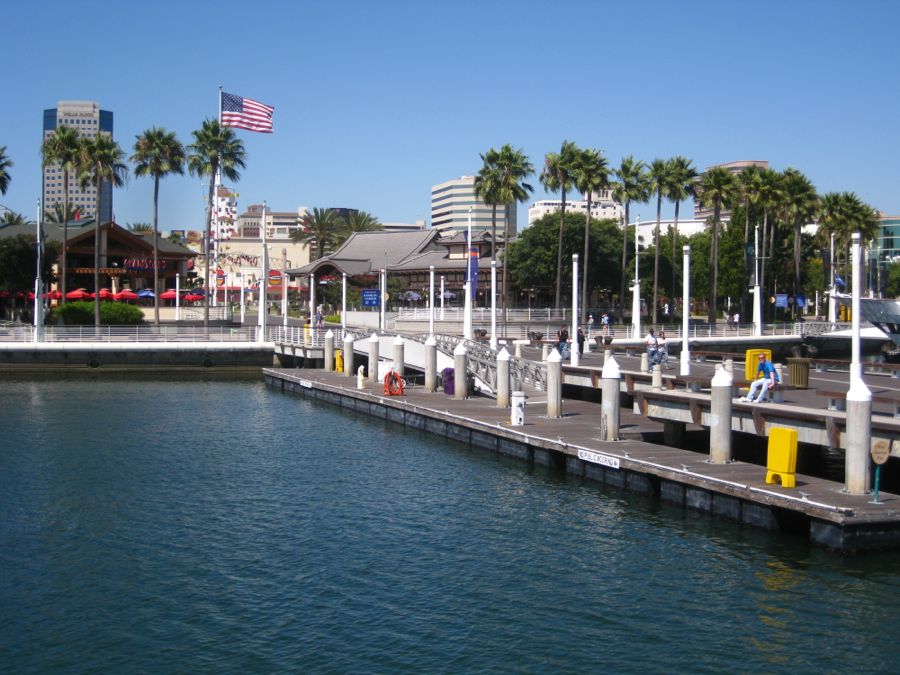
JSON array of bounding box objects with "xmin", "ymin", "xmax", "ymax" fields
[
  {"xmin": 335, "ymin": 348, "xmax": 344, "ymax": 372},
  {"xmin": 766, "ymin": 427, "xmax": 798, "ymax": 488},
  {"xmin": 745, "ymin": 348, "xmax": 773, "ymax": 381}
]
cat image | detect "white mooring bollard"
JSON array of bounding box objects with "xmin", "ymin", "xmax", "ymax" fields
[
  {"xmin": 496, "ymin": 347, "xmax": 511, "ymax": 407},
  {"xmin": 368, "ymin": 333, "xmax": 380, "ymax": 383},
  {"xmin": 511, "ymin": 391, "xmax": 525, "ymax": 426},
  {"xmin": 600, "ymin": 356, "xmax": 621, "ymax": 441},
  {"xmin": 709, "ymin": 366, "xmax": 734, "ymax": 464},
  {"xmin": 324, "ymin": 330, "xmax": 334, "ymax": 372},
  {"xmin": 546, "ymin": 348, "xmax": 562, "ymax": 418},
  {"xmin": 343, "ymin": 333, "xmax": 354, "ymax": 377},
  {"xmin": 424, "ymin": 335, "xmax": 437, "ymax": 392}
]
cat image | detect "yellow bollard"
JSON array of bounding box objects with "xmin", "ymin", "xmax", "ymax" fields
[
  {"xmin": 335, "ymin": 348, "xmax": 343, "ymax": 373},
  {"xmin": 766, "ymin": 427, "xmax": 798, "ymax": 488}
]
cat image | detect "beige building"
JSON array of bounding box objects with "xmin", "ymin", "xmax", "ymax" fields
[
  {"xmin": 527, "ymin": 193, "xmax": 623, "ymax": 226},
  {"xmin": 694, "ymin": 160, "xmax": 769, "ymax": 222},
  {"xmin": 431, "ymin": 175, "xmax": 517, "ymax": 237}
]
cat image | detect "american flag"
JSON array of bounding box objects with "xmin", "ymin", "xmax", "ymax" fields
[{"xmin": 221, "ymin": 92, "xmax": 274, "ymax": 133}]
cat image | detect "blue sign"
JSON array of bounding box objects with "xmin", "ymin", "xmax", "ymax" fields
[{"xmin": 361, "ymin": 289, "xmax": 380, "ymax": 307}]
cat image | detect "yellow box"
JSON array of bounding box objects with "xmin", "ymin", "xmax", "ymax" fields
[
  {"xmin": 745, "ymin": 348, "xmax": 773, "ymax": 381},
  {"xmin": 335, "ymin": 348, "xmax": 344, "ymax": 372},
  {"xmin": 766, "ymin": 427, "xmax": 798, "ymax": 488}
]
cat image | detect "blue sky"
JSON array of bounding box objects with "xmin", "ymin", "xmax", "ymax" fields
[{"xmin": 2, "ymin": 0, "xmax": 898, "ymax": 230}]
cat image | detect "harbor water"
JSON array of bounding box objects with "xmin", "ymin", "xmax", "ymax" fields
[{"xmin": 2, "ymin": 374, "xmax": 899, "ymax": 673}]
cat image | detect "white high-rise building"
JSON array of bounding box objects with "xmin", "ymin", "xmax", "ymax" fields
[
  {"xmin": 527, "ymin": 191, "xmax": 623, "ymax": 226},
  {"xmin": 430, "ymin": 176, "xmax": 517, "ymax": 238}
]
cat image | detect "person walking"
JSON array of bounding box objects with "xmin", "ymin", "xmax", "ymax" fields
[
  {"xmin": 657, "ymin": 330, "xmax": 669, "ymax": 368},
  {"xmin": 740, "ymin": 353, "xmax": 778, "ymax": 402},
  {"xmin": 577, "ymin": 327, "xmax": 586, "ymax": 355},
  {"xmin": 557, "ymin": 325, "xmax": 570, "ymax": 358},
  {"xmin": 645, "ymin": 328, "xmax": 660, "ymax": 371}
]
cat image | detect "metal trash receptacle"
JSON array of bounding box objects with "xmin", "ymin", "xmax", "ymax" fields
[
  {"xmin": 441, "ymin": 367, "xmax": 455, "ymax": 395},
  {"xmin": 787, "ymin": 357, "xmax": 811, "ymax": 388}
]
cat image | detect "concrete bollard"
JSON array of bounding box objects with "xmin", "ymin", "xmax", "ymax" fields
[
  {"xmin": 845, "ymin": 378, "xmax": 872, "ymax": 494},
  {"xmin": 652, "ymin": 363, "xmax": 663, "ymax": 390},
  {"xmin": 515, "ymin": 342, "xmax": 523, "ymax": 359},
  {"xmin": 542, "ymin": 343, "xmax": 549, "ymax": 361},
  {"xmin": 343, "ymin": 333, "xmax": 354, "ymax": 377},
  {"xmin": 453, "ymin": 341, "xmax": 468, "ymax": 400},
  {"xmin": 600, "ymin": 356, "xmax": 621, "ymax": 440},
  {"xmin": 424, "ymin": 335, "xmax": 437, "ymax": 392},
  {"xmin": 546, "ymin": 348, "xmax": 562, "ymax": 418},
  {"xmin": 357, "ymin": 364, "xmax": 365, "ymax": 390},
  {"xmin": 604, "ymin": 349, "xmax": 611, "ymax": 365},
  {"xmin": 641, "ymin": 353, "xmax": 649, "ymax": 373},
  {"xmin": 709, "ymin": 366, "xmax": 734, "ymax": 463},
  {"xmin": 392, "ymin": 335, "xmax": 405, "ymax": 378},
  {"xmin": 324, "ymin": 330, "xmax": 334, "ymax": 371},
  {"xmin": 724, "ymin": 358, "xmax": 733, "ymax": 374},
  {"xmin": 368, "ymin": 333, "xmax": 380, "ymax": 383},
  {"xmin": 511, "ymin": 391, "xmax": 525, "ymax": 426},
  {"xmin": 496, "ymin": 347, "xmax": 511, "ymax": 407}
]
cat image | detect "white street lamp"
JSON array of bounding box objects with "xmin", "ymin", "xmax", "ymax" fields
[{"xmin": 631, "ymin": 215, "xmax": 641, "ymax": 338}]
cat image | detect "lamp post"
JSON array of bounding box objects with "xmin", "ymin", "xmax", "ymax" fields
[
  {"xmin": 282, "ymin": 248, "xmax": 288, "ymax": 333},
  {"xmin": 631, "ymin": 215, "xmax": 641, "ymax": 338},
  {"xmin": 257, "ymin": 201, "xmax": 269, "ymax": 343},
  {"xmin": 571, "ymin": 253, "xmax": 579, "ymax": 366},
  {"xmin": 33, "ymin": 198, "xmax": 44, "ymax": 343},
  {"xmin": 753, "ymin": 224, "xmax": 762, "ymax": 336},
  {"xmin": 463, "ymin": 207, "xmax": 474, "ymax": 341},
  {"xmin": 341, "ymin": 272, "xmax": 347, "ymax": 332},
  {"xmin": 681, "ymin": 245, "xmax": 691, "ymax": 375},
  {"xmin": 490, "ymin": 261, "xmax": 497, "ymax": 350},
  {"xmin": 379, "ymin": 267, "xmax": 386, "ymax": 331},
  {"xmin": 429, "ymin": 265, "xmax": 435, "ymax": 337},
  {"xmin": 828, "ymin": 232, "xmax": 837, "ymax": 324}
]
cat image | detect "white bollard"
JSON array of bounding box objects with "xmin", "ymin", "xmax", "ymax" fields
[
  {"xmin": 511, "ymin": 391, "xmax": 525, "ymax": 426},
  {"xmin": 641, "ymin": 353, "xmax": 649, "ymax": 373},
  {"xmin": 392, "ymin": 335, "xmax": 405, "ymax": 378},
  {"xmin": 496, "ymin": 347, "xmax": 511, "ymax": 407},
  {"xmin": 424, "ymin": 335, "xmax": 437, "ymax": 392},
  {"xmin": 542, "ymin": 343, "xmax": 549, "ymax": 361},
  {"xmin": 343, "ymin": 333, "xmax": 354, "ymax": 377},
  {"xmin": 324, "ymin": 330, "xmax": 334, "ymax": 372},
  {"xmin": 724, "ymin": 358, "xmax": 733, "ymax": 374},
  {"xmin": 604, "ymin": 349, "xmax": 611, "ymax": 365},
  {"xmin": 600, "ymin": 356, "xmax": 620, "ymax": 440},
  {"xmin": 453, "ymin": 341, "xmax": 468, "ymax": 400},
  {"xmin": 652, "ymin": 363, "xmax": 663, "ymax": 391},
  {"xmin": 357, "ymin": 364, "xmax": 365, "ymax": 390},
  {"xmin": 368, "ymin": 333, "xmax": 380, "ymax": 383},
  {"xmin": 845, "ymin": 378, "xmax": 872, "ymax": 494},
  {"xmin": 515, "ymin": 342, "xmax": 523, "ymax": 359},
  {"xmin": 709, "ymin": 366, "xmax": 734, "ymax": 463},
  {"xmin": 546, "ymin": 348, "xmax": 562, "ymax": 418}
]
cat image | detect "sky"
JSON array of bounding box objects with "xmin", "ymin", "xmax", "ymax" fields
[{"xmin": 2, "ymin": 0, "xmax": 899, "ymax": 232}]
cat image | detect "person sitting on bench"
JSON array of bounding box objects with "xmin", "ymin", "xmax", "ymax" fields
[{"xmin": 740, "ymin": 353, "xmax": 778, "ymax": 402}]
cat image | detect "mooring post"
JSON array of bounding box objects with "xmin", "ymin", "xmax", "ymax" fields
[
  {"xmin": 368, "ymin": 333, "xmax": 380, "ymax": 383},
  {"xmin": 357, "ymin": 364, "xmax": 365, "ymax": 390},
  {"xmin": 724, "ymin": 358, "xmax": 733, "ymax": 374},
  {"xmin": 652, "ymin": 363, "xmax": 663, "ymax": 390},
  {"xmin": 709, "ymin": 365, "xmax": 734, "ymax": 463},
  {"xmin": 600, "ymin": 356, "xmax": 620, "ymax": 440},
  {"xmin": 604, "ymin": 349, "xmax": 611, "ymax": 365},
  {"xmin": 343, "ymin": 333, "xmax": 354, "ymax": 377},
  {"xmin": 542, "ymin": 343, "xmax": 549, "ymax": 361},
  {"xmin": 546, "ymin": 348, "xmax": 562, "ymax": 418},
  {"xmin": 496, "ymin": 347, "xmax": 511, "ymax": 407},
  {"xmin": 393, "ymin": 335, "xmax": 405, "ymax": 378},
  {"xmin": 641, "ymin": 352, "xmax": 649, "ymax": 373},
  {"xmin": 424, "ymin": 335, "xmax": 437, "ymax": 392},
  {"xmin": 324, "ymin": 330, "xmax": 334, "ymax": 372},
  {"xmin": 845, "ymin": 378, "xmax": 872, "ymax": 494},
  {"xmin": 453, "ymin": 341, "xmax": 468, "ymax": 400}
]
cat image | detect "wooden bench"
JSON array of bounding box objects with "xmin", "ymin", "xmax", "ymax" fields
[
  {"xmin": 690, "ymin": 350, "xmax": 743, "ymax": 364},
  {"xmin": 732, "ymin": 377, "xmax": 800, "ymax": 403},
  {"xmin": 816, "ymin": 388, "xmax": 900, "ymax": 417}
]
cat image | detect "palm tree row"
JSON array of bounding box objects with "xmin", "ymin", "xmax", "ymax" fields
[
  {"xmin": 0, "ymin": 146, "xmax": 12, "ymax": 196},
  {"xmin": 289, "ymin": 208, "xmax": 382, "ymax": 260}
]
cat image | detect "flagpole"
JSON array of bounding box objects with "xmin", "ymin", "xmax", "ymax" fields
[
  {"xmin": 282, "ymin": 248, "xmax": 288, "ymax": 335},
  {"xmin": 33, "ymin": 197, "xmax": 44, "ymax": 343},
  {"xmin": 258, "ymin": 201, "xmax": 269, "ymax": 342}
]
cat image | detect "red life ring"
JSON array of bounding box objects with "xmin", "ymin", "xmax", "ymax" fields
[{"xmin": 383, "ymin": 370, "xmax": 404, "ymax": 396}]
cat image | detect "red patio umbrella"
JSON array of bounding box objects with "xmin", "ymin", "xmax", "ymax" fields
[
  {"xmin": 66, "ymin": 289, "xmax": 93, "ymax": 300},
  {"xmin": 97, "ymin": 288, "xmax": 114, "ymax": 300},
  {"xmin": 159, "ymin": 289, "xmax": 178, "ymax": 300},
  {"xmin": 43, "ymin": 290, "xmax": 63, "ymax": 300},
  {"xmin": 184, "ymin": 293, "xmax": 202, "ymax": 303},
  {"xmin": 114, "ymin": 289, "xmax": 138, "ymax": 301}
]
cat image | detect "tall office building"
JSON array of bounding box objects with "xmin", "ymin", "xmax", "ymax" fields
[
  {"xmin": 430, "ymin": 175, "xmax": 517, "ymax": 238},
  {"xmin": 42, "ymin": 100, "xmax": 114, "ymax": 223}
]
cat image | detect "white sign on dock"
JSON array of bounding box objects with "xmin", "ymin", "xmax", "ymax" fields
[
  {"xmin": 578, "ymin": 449, "xmax": 620, "ymax": 469},
  {"xmin": 299, "ymin": 379, "xmax": 313, "ymax": 389}
]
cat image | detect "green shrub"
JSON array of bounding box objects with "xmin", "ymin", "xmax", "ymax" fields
[{"xmin": 50, "ymin": 301, "xmax": 145, "ymax": 325}]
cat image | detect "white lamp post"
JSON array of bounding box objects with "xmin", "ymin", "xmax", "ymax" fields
[
  {"xmin": 32, "ymin": 198, "xmax": 44, "ymax": 343},
  {"xmin": 490, "ymin": 261, "xmax": 497, "ymax": 350},
  {"xmin": 571, "ymin": 253, "xmax": 579, "ymax": 366},
  {"xmin": 341, "ymin": 272, "xmax": 347, "ymax": 332},
  {"xmin": 463, "ymin": 207, "xmax": 473, "ymax": 341},
  {"xmin": 379, "ymin": 267, "xmax": 386, "ymax": 331},
  {"xmin": 631, "ymin": 215, "xmax": 641, "ymax": 338},
  {"xmin": 257, "ymin": 202, "xmax": 269, "ymax": 342},
  {"xmin": 681, "ymin": 245, "xmax": 691, "ymax": 375},
  {"xmin": 753, "ymin": 224, "xmax": 762, "ymax": 336},
  {"xmin": 828, "ymin": 232, "xmax": 837, "ymax": 324},
  {"xmin": 429, "ymin": 265, "xmax": 435, "ymax": 337}
]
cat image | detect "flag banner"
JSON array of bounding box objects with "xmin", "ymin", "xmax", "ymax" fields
[
  {"xmin": 834, "ymin": 274, "xmax": 846, "ymax": 288},
  {"xmin": 775, "ymin": 293, "xmax": 789, "ymax": 308},
  {"xmin": 221, "ymin": 92, "xmax": 274, "ymax": 133},
  {"xmin": 467, "ymin": 246, "xmax": 479, "ymax": 300}
]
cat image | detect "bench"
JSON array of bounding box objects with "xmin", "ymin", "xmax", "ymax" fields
[
  {"xmin": 816, "ymin": 388, "xmax": 900, "ymax": 418},
  {"xmin": 732, "ymin": 377, "xmax": 799, "ymax": 403},
  {"xmin": 690, "ymin": 350, "xmax": 743, "ymax": 364}
]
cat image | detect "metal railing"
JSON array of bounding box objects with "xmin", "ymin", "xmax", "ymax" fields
[{"xmin": 0, "ymin": 325, "xmax": 260, "ymax": 343}]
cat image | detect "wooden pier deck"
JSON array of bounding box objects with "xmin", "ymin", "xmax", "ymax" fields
[{"xmin": 264, "ymin": 365, "xmax": 900, "ymax": 553}]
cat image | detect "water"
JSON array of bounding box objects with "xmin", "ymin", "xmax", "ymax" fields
[{"xmin": 2, "ymin": 374, "xmax": 899, "ymax": 673}]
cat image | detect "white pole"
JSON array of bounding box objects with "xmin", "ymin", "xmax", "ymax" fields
[
  {"xmin": 681, "ymin": 245, "xmax": 691, "ymax": 376},
  {"xmin": 33, "ymin": 198, "xmax": 43, "ymax": 343},
  {"xmin": 310, "ymin": 273, "xmax": 316, "ymax": 333},
  {"xmin": 828, "ymin": 231, "xmax": 837, "ymax": 324},
  {"xmin": 176, "ymin": 272, "xmax": 181, "ymax": 322},
  {"xmin": 379, "ymin": 267, "xmax": 386, "ymax": 331},
  {"xmin": 490, "ymin": 261, "xmax": 497, "ymax": 350},
  {"xmin": 342, "ymin": 272, "xmax": 347, "ymax": 332},
  {"xmin": 239, "ymin": 267, "xmax": 244, "ymax": 325},
  {"xmin": 571, "ymin": 253, "xmax": 579, "ymax": 366},
  {"xmin": 631, "ymin": 215, "xmax": 641, "ymax": 338},
  {"xmin": 753, "ymin": 224, "xmax": 762, "ymax": 336},
  {"xmin": 440, "ymin": 276, "xmax": 445, "ymax": 320},
  {"xmin": 851, "ymin": 232, "xmax": 863, "ymax": 383},
  {"xmin": 257, "ymin": 202, "xmax": 269, "ymax": 342},
  {"xmin": 282, "ymin": 248, "xmax": 288, "ymax": 333},
  {"xmin": 463, "ymin": 207, "xmax": 473, "ymax": 341},
  {"xmin": 846, "ymin": 230, "xmax": 872, "ymax": 494},
  {"xmin": 429, "ymin": 265, "xmax": 435, "ymax": 337}
]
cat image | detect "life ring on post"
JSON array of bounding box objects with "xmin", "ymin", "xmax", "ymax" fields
[{"xmin": 383, "ymin": 370, "xmax": 404, "ymax": 396}]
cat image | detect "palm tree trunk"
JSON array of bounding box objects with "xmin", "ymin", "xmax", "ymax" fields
[
  {"xmin": 794, "ymin": 221, "xmax": 801, "ymax": 319},
  {"xmin": 760, "ymin": 210, "xmax": 769, "ymax": 319},
  {"xmin": 619, "ymin": 205, "xmax": 629, "ymax": 317},
  {"xmin": 203, "ymin": 172, "xmax": 216, "ymax": 329},
  {"xmin": 62, "ymin": 170, "xmax": 69, "ymax": 304},
  {"xmin": 153, "ymin": 176, "xmax": 160, "ymax": 327},
  {"xmin": 490, "ymin": 204, "xmax": 497, "ymax": 261},
  {"xmin": 652, "ymin": 193, "xmax": 661, "ymax": 324},
  {"xmin": 742, "ymin": 198, "xmax": 750, "ymax": 320},
  {"xmin": 709, "ymin": 204, "xmax": 720, "ymax": 325},
  {"xmin": 502, "ymin": 204, "xmax": 509, "ymax": 337},
  {"xmin": 555, "ymin": 188, "xmax": 566, "ymax": 308},
  {"xmin": 581, "ymin": 191, "xmax": 591, "ymax": 324},
  {"xmin": 671, "ymin": 201, "xmax": 680, "ymax": 312},
  {"xmin": 94, "ymin": 171, "xmax": 101, "ymax": 331}
]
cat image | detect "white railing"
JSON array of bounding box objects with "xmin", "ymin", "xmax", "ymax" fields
[
  {"xmin": 396, "ymin": 307, "xmax": 569, "ymax": 322},
  {"xmin": 268, "ymin": 325, "xmax": 349, "ymax": 347},
  {"xmin": 0, "ymin": 325, "xmax": 260, "ymax": 343}
]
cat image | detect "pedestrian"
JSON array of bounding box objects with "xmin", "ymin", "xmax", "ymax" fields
[
  {"xmin": 557, "ymin": 325, "xmax": 570, "ymax": 358},
  {"xmin": 316, "ymin": 309, "xmax": 324, "ymax": 328},
  {"xmin": 577, "ymin": 327, "xmax": 585, "ymax": 355},
  {"xmin": 645, "ymin": 328, "xmax": 659, "ymax": 371},
  {"xmin": 740, "ymin": 353, "xmax": 779, "ymax": 403},
  {"xmin": 601, "ymin": 311, "xmax": 610, "ymax": 337},
  {"xmin": 657, "ymin": 330, "xmax": 669, "ymax": 368}
]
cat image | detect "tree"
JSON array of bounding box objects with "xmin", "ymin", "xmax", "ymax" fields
[
  {"xmin": 696, "ymin": 166, "xmax": 739, "ymax": 324},
  {"xmin": 0, "ymin": 234, "xmax": 60, "ymax": 301},
  {"xmin": 541, "ymin": 140, "xmax": 580, "ymax": 307},
  {"xmin": 78, "ymin": 133, "xmax": 128, "ymax": 328},
  {"xmin": 572, "ymin": 147, "xmax": 610, "ymax": 322},
  {"xmin": 0, "ymin": 146, "xmax": 12, "ymax": 195},
  {"xmin": 647, "ymin": 158, "xmax": 670, "ymax": 323},
  {"xmin": 41, "ymin": 125, "xmax": 81, "ymax": 301},
  {"xmin": 780, "ymin": 168, "xmax": 818, "ymax": 316},
  {"xmin": 343, "ymin": 210, "xmax": 381, "ymax": 233},
  {"xmin": 665, "ymin": 156, "xmax": 697, "ymax": 306},
  {"xmin": 187, "ymin": 119, "xmax": 246, "ymax": 328},
  {"xmin": 126, "ymin": 222, "xmax": 153, "ymax": 233},
  {"xmin": 132, "ymin": 127, "xmax": 186, "ymax": 326},
  {"xmin": 736, "ymin": 164, "xmax": 763, "ymax": 316},
  {"xmin": 748, "ymin": 168, "xmax": 783, "ymax": 310},
  {"xmin": 612, "ymin": 156, "xmax": 650, "ymax": 317},
  {"xmin": 474, "ymin": 150, "xmax": 502, "ymax": 259},
  {"xmin": 291, "ymin": 208, "xmax": 345, "ymax": 260},
  {"xmin": 819, "ymin": 191, "xmax": 879, "ymax": 285},
  {"xmin": 1, "ymin": 211, "xmax": 32, "ymax": 227},
  {"xmin": 44, "ymin": 203, "xmax": 81, "ymax": 224}
]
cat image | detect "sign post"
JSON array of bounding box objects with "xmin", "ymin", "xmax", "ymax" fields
[{"xmin": 871, "ymin": 440, "xmax": 890, "ymax": 504}]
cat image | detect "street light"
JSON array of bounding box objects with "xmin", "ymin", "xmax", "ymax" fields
[{"xmin": 631, "ymin": 215, "xmax": 641, "ymax": 338}]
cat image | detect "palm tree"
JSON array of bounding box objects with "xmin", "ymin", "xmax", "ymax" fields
[
  {"xmin": 735, "ymin": 164, "xmax": 762, "ymax": 317},
  {"xmin": 0, "ymin": 146, "xmax": 12, "ymax": 195},
  {"xmin": 491, "ymin": 145, "xmax": 533, "ymax": 331},
  {"xmin": 819, "ymin": 191, "xmax": 879, "ymax": 286},
  {"xmin": 44, "ymin": 203, "xmax": 81, "ymax": 224},
  {"xmin": 748, "ymin": 168, "xmax": 783, "ymax": 309},
  {"xmin": 291, "ymin": 208, "xmax": 345, "ymax": 260},
  {"xmin": 187, "ymin": 119, "xmax": 246, "ymax": 328},
  {"xmin": 1, "ymin": 211, "xmax": 32, "ymax": 227},
  {"xmin": 41, "ymin": 125, "xmax": 81, "ymax": 301},
  {"xmin": 696, "ymin": 166, "xmax": 738, "ymax": 325},
  {"xmin": 77, "ymin": 133, "xmax": 129, "ymax": 328},
  {"xmin": 780, "ymin": 168, "xmax": 819, "ymax": 316},
  {"xmin": 344, "ymin": 210, "xmax": 381, "ymax": 233},
  {"xmin": 132, "ymin": 127, "xmax": 186, "ymax": 327},
  {"xmin": 126, "ymin": 222, "xmax": 154, "ymax": 233},
  {"xmin": 647, "ymin": 158, "xmax": 670, "ymax": 323},
  {"xmin": 665, "ymin": 157, "xmax": 697, "ymax": 309},
  {"xmin": 541, "ymin": 141, "xmax": 579, "ymax": 307},
  {"xmin": 572, "ymin": 147, "xmax": 610, "ymax": 323},
  {"xmin": 613, "ymin": 156, "xmax": 650, "ymax": 317},
  {"xmin": 474, "ymin": 149, "xmax": 503, "ymax": 259}
]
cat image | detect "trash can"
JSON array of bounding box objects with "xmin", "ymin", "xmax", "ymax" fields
[
  {"xmin": 441, "ymin": 367, "xmax": 455, "ymax": 395},
  {"xmin": 335, "ymin": 348, "xmax": 344, "ymax": 373},
  {"xmin": 787, "ymin": 357, "xmax": 811, "ymax": 388},
  {"xmin": 511, "ymin": 391, "xmax": 526, "ymax": 426}
]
